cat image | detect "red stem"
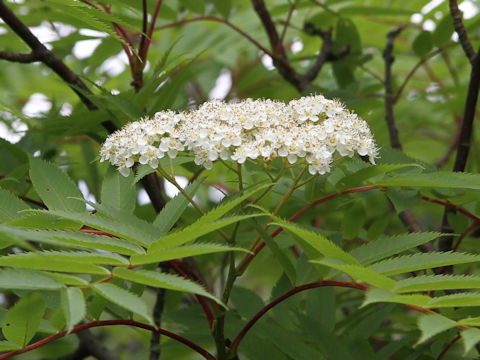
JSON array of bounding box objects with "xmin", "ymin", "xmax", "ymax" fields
[
  {"xmin": 452, "ymin": 221, "xmax": 478, "ymax": 251},
  {"xmin": 138, "ymin": 0, "xmax": 148, "ymax": 60},
  {"xmin": 98, "ymin": 3, "xmax": 136, "ymax": 79},
  {"xmin": 436, "ymin": 334, "xmax": 461, "ymax": 360},
  {"xmin": 79, "ymin": 229, "xmax": 119, "ymax": 237},
  {"xmin": 238, "ymin": 185, "xmax": 378, "ymax": 272},
  {"xmin": 421, "ymin": 195, "xmax": 480, "ymax": 222},
  {"xmin": 141, "ymin": 0, "xmax": 163, "ymax": 61},
  {"xmin": 168, "ymin": 260, "xmax": 215, "ymax": 329},
  {"xmin": 228, "ymin": 280, "xmax": 369, "ymax": 355},
  {"xmin": 0, "ymin": 320, "xmax": 215, "ymax": 360}
]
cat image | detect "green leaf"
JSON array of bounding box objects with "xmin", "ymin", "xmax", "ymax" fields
[
  {"xmin": 335, "ymin": 18, "xmax": 361, "ymax": 54},
  {"xmin": 93, "ymin": 283, "xmax": 153, "ymax": 324},
  {"xmin": 412, "ymin": 31, "xmax": 433, "ymax": 57},
  {"xmin": 272, "ymin": 222, "xmax": 359, "ymax": 265},
  {"xmin": 250, "ymin": 218, "xmax": 296, "ymax": 285},
  {"xmin": 48, "ymin": 273, "xmax": 89, "ymax": 286},
  {"xmin": 0, "ymin": 268, "xmax": 64, "ymax": 290},
  {"xmin": 461, "ymin": 328, "xmax": 480, "ymax": 355},
  {"xmin": 29, "ymin": 156, "xmax": 85, "ymax": 212},
  {"xmin": 0, "ymin": 188, "xmax": 29, "ymax": 223},
  {"xmin": 43, "ymin": 210, "xmax": 156, "ymax": 246},
  {"xmin": 131, "ymin": 243, "xmax": 250, "ymax": 265},
  {"xmin": 48, "ymin": 0, "xmax": 134, "ymax": 50},
  {"xmin": 417, "ymin": 314, "xmax": 457, "ymax": 344},
  {"xmin": 426, "ymin": 293, "xmax": 480, "ymax": 308},
  {"xmin": 6, "ymin": 211, "xmax": 81, "ymax": 230},
  {"xmin": 336, "ymin": 164, "xmax": 422, "ymax": 190},
  {"xmin": 0, "ymin": 225, "xmax": 144, "ymax": 255},
  {"xmin": 61, "ymin": 287, "xmax": 85, "ymax": 332},
  {"xmin": 35, "ymin": 229, "xmax": 145, "ymax": 255},
  {"xmin": 369, "ymin": 252, "xmax": 480, "ymax": 276},
  {"xmin": 79, "ymin": 200, "xmax": 159, "ymax": 244},
  {"xmin": 341, "ymin": 201, "xmax": 366, "ymax": 239},
  {"xmin": 134, "ymin": 164, "xmax": 156, "ymax": 183},
  {"xmin": 196, "ymin": 184, "xmax": 268, "ymax": 225},
  {"xmin": 394, "ymin": 275, "xmax": 480, "ymax": 293},
  {"xmin": 101, "ymin": 167, "xmax": 136, "ymax": 213},
  {"xmin": 0, "ymin": 252, "xmax": 111, "ymax": 275},
  {"xmin": 0, "ymin": 341, "xmax": 20, "ymax": 351},
  {"xmin": 149, "ymin": 214, "xmax": 259, "ymax": 251},
  {"xmin": 458, "ymin": 316, "xmax": 480, "ymax": 326},
  {"xmin": 374, "ymin": 171, "xmax": 480, "ymax": 190},
  {"xmin": 113, "ymin": 267, "xmax": 224, "ymax": 306},
  {"xmin": 385, "ymin": 189, "xmax": 421, "ymax": 213},
  {"xmin": 332, "ymin": 58, "xmax": 355, "ymax": 88},
  {"xmin": 350, "ymin": 232, "xmax": 440, "ymax": 265},
  {"xmin": 339, "ymin": 6, "xmax": 414, "ymax": 16},
  {"xmin": 433, "ymin": 15, "xmax": 455, "ymax": 47},
  {"xmin": 314, "ymin": 259, "xmax": 396, "ymax": 290},
  {"xmin": 213, "ymin": 0, "xmax": 231, "ymax": 17},
  {"xmin": 362, "ymin": 289, "xmax": 431, "ymax": 308},
  {"xmin": 179, "ymin": 0, "xmax": 204, "ymax": 13},
  {"xmin": 152, "ymin": 177, "xmax": 205, "ymax": 236},
  {"xmin": 2, "ymin": 293, "xmax": 46, "ymax": 347},
  {"xmin": 230, "ymin": 286, "xmax": 264, "ymax": 318}
]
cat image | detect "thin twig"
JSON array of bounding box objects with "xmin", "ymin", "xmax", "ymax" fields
[
  {"xmin": 449, "ymin": 0, "xmax": 475, "ymax": 61},
  {"xmin": 383, "ymin": 24, "xmax": 406, "ymax": 150},
  {"xmin": 277, "ymin": 2, "xmax": 296, "ymax": 54},
  {"xmin": 394, "ymin": 45, "xmax": 456, "ymax": 104},
  {"xmin": 439, "ymin": 3, "xmax": 480, "ymax": 253},
  {"xmin": 0, "ymin": 51, "xmax": 37, "ymax": 63},
  {"xmin": 436, "ymin": 334, "xmax": 461, "ymax": 360},
  {"xmin": 141, "ymin": 0, "xmax": 163, "ymax": 61},
  {"xmin": 452, "ymin": 221, "xmax": 478, "ymax": 251}
]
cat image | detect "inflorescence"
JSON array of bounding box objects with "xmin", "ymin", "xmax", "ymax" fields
[{"xmin": 100, "ymin": 95, "xmax": 378, "ymax": 176}]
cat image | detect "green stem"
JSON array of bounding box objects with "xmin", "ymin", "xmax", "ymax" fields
[
  {"xmin": 235, "ymin": 165, "xmax": 308, "ymax": 276},
  {"xmin": 251, "ymin": 159, "xmax": 288, "ymax": 204},
  {"xmin": 158, "ymin": 166, "xmax": 205, "ymax": 214},
  {"xmin": 214, "ymin": 163, "xmax": 243, "ymax": 359}
]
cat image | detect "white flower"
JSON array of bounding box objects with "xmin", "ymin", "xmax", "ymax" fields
[{"xmin": 100, "ymin": 95, "xmax": 378, "ymax": 176}]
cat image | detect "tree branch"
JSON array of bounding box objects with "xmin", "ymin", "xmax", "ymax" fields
[
  {"xmin": 383, "ymin": 25, "xmax": 406, "ymax": 150},
  {"xmin": 0, "ymin": 0, "xmax": 116, "ymax": 133},
  {"xmin": 449, "ymin": 0, "xmax": 475, "ymax": 62},
  {"xmin": 302, "ymin": 24, "xmax": 349, "ymax": 87},
  {"xmin": 0, "ymin": 50, "xmax": 37, "ymax": 63},
  {"xmin": 251, "ymin": 0, "xmax": 285, "ymax": 58},
  {"xmin": 439, "ymin": 4, "xmax": 480, "ymax": 253}
]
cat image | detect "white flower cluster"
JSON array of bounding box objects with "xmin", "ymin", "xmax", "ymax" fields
[{"xmin": 100, "ymin": 95, "xmax": 378, "ymax": 176}]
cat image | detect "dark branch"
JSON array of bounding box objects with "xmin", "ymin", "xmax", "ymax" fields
[
  {"xmin": 251, "ymin": 0, "xmax": 285, "ymax": 58},
  {"xmin": 383, "ymin": 25, "xmax": 406, "ymax": 150},
  {"xmin": 439, "ymin": 51, "xmax": 480, "ymax": 253},
  {"xmin": 0, "ymin": 0, "xmax": 116, "ymax": 133},
  {"xmin": 449, "ymin": 0, "xmax": 476, "ymax": 62},
  {"xmin": 0, "ymin": 50, "xmax": 37, "ymax": 63},
  {"xmin": 302, "ymin": 24, "xmax": 349, "ymax": 86}
]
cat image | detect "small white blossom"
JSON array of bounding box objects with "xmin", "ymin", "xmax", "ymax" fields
[{"xmin": 100, "ymin": 95, "xmax": 378, "ymax": 176}]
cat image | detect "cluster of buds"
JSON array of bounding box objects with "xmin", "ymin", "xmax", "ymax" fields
[{"xmin": 100, "ymin": 95, "xmax": 378, "ymax": 176}]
